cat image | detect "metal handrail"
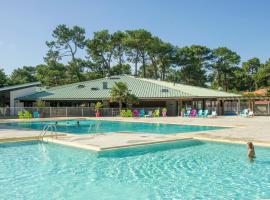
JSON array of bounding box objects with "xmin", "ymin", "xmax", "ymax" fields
[
  {"xmin": 39, "ymin": 124, "xmax": 58, "ymax": 141},
  {"xmin": 88, "ymin": 121, "xmax": 101, "ymax": 133}
]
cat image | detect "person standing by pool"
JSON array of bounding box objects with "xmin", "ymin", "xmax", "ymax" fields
[{"xmin": 247, "ymin": 142, "xmax": 255, "ymax": 160}]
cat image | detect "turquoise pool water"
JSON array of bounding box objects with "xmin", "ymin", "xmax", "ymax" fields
[
  {"xmin": 1, "ymin": 140, "xmax": 270, "ymax": 199},
  {"xmin": 3, "ymin": 120, "xmax": 226, "ymax": 134}
]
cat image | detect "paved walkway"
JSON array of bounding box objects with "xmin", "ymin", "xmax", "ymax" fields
[{"xmin": 0, "ymin": 116, "xmax": 270, "ymax": 150}]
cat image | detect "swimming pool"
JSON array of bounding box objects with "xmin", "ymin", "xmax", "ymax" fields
[
  {"xmin": 0, "ymin": 140, "xmax": 270, "ymax": 199},
  {"xmin": 3, "ymin": 120, "xmax": 226, "ymax": 134}
]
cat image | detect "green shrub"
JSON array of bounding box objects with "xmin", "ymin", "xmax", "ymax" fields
[
  {"xmin": 36, "ymin": 100, "xmax": 46, "ymax": 107},
  {"xmin": 95, "ymin": 102, "xmax": 103, "ymax": 112}
]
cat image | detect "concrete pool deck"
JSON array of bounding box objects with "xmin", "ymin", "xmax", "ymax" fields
[{"xmin": 0, "ymin": 116, "xmax": 270, "ymax": 150}]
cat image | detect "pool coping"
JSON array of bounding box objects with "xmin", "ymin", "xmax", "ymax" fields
[
  {"xmin": 43, "ymin": 136, "xmax": 195, "ymax": 151},
  {"xmin": 1, "ymin": 117, "xmax": 270, "ymax": 151},
  {"xmin": 0, "ymin": 117, "xmax": 237, "ymax": 128}
]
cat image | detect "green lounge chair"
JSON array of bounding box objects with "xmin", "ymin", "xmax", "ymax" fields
[
  {"xmin": 18, "ymin": 111, "xmax": 24, "ymax": 119},
  {"xmin": 153, "ymin": 109, "xmax": 160, "ymax": 117}
]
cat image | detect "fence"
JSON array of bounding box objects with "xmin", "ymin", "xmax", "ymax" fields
[
  {"xmin": 223, "ymin": 100, "xmax": 270, "ymax": 116},
  {"xmin": 253, "ymin": 101, "xmax": 270, "ymax": 116},
  {"xmin": 0, "ymin": 107, "xmax": 161, "ymax": 118}
]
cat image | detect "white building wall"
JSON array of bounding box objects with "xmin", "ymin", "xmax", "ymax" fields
[{"xmin": 10, "ymin": 87, "xmax": 38, "ymax": 108}]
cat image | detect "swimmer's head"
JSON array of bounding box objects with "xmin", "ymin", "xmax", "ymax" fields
[{"xmin": 247, "ymin": 142, "xmax": 254, "ymax": 149}]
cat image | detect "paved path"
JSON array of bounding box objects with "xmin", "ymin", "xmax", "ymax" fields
[{"xmin": 1, "ymin": 116, "xmax": 270, "ymax": 150}]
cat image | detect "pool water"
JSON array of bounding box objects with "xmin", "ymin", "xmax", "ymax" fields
[
  {"xmin": 3, "ymin": 120, "xmax": 226, "ymax": 134},
  {"xmin": 0, "ymin": 140, "xmax": 270, "ymax": 199}
]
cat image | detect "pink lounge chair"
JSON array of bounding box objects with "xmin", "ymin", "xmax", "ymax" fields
[
  {"xmin": 132, "ymin": 109, "xmax": 139, "ymax": 117},
  {"xmin": 189, "ymin": 109, "xmax": 197, "ymax": 117}
]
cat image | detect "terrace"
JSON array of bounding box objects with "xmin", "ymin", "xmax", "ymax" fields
[{"xmin": 1, "ymin": 116, "xmax": 270, "ymax": 151}]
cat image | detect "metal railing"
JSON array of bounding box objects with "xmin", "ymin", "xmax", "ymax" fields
[
  {"xmin": 39, "ymin": 124, "xmax": 58, "ymax": 141},
  {"xmin": 0, "ymin": 107, "xmax": 161, "ymax": 118}
]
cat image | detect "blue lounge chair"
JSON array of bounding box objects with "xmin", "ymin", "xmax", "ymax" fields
[
  {"xmin": 202, "ymin": 110, "xmax": 209, "ymax": 118},
  {"xmin": 197, "ymin": 109, "xmax": 203, "ymax": 117},
  {"xmin": 139, "ymin": 109, "xmax": 145, "ymax": 117},
  {"xmin": 240, "ymin": 109, "xmax": 248, "ymax": 117},
  {"xmin": 33, "ymin": 111, "xmax": 39, "ymax": 118}
]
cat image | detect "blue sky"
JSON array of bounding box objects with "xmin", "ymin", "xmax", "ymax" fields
[{"xmin": 1, "ymin": 0, "xmax": 270, "ymax": 74}]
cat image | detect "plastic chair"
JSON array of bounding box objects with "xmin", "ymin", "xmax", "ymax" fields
[
  {"xmin": 33, "ymin": 111, "xmax": 39, "ymax": 118},
  {"xmin": 139, "ymin": 109, "xmax": 145, "ymax": 117},
  {"xmin": 132, "ymin": 109, "xmax": 139, "ymax": 117},
  {"xmin": 197, "ymin": 110, "xmax": 203, "ymax": 117},
  {"xmin": 184, "ymin": 110, "xmax": 191, "ymax": 117},
  {"xmin": 202, "ymin": 110, "xmax": 209, "ymax": 118}
]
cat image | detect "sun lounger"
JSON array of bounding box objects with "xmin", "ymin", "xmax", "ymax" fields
[
  {"xmin": 184, "ymin": 110, "xmax": 191, "ymax": 117},
  {"xmin": 189, "ymin": 109, "xmax": 197, "ymax": 117},
  {"xmin": 209, "ymin": 111, "xmax": 217, "ymax": 118},
  {"xmin": 132, "ymin": 109, "xmax": 139, "ymax": 117},
  {"xmin": 248, "ymin": 111, "xmax": 254, "ymax": 117},
  {"xmin": 197, "ymin": 110, "xmax": 203, "ymax": 117},
  {"xmin": 33, "ymin": 111, "xmax": 39, "ymax": 118},
  {"xmin": 152, "ymin": 109, "xmax": 160, "ymax": 117},
  {"xmin": 145, "ymin": 111, "xmax": 153, "ymax": 118},
  {"xmin": 139, "ymin": 109, "xmax": 145, "ymax": 117},
  {"xmin": 202, "ymin": 110, "xmax": 209, "ymax": 118},
  {"xmin": 240, "ymin": 109, "xmax": 249, "ymax": 117}
]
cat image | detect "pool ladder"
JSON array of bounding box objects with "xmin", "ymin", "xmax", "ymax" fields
[
  {"xmin": 88, "ymin": 122, "xmax": 101, "ymax": 133},
  {"xmin": 39, "ymin": 124, "xmax": 58, "ymax": 141}
]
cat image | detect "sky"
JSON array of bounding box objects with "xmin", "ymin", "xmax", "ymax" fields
[{"xmin": 0, "ymin": 0, "xmax": 270, "ymax": 74}]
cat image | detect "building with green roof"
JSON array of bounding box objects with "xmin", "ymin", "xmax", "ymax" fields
[{"xmin": 17, "ymin": 75, "xmax": 241, "ymax": 116}]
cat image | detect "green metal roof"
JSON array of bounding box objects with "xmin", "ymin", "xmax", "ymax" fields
[
  {"xmin": 17, "ymin": 75, "xmax": 240, "ymax": 101},
  {"xmin": 0, "ymin": 82, "xmax": 41, "ymax": 92}
]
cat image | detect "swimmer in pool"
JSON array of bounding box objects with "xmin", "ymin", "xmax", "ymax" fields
[
  {"xmin": 77, "ymin": 121, "xmax": 80, "ymax": 126},
  {"xmin": 247, "ymin": 142, "xmax": 255, "ymax": 160}
]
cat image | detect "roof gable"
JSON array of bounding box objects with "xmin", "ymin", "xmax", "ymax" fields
[{"xmin": 0, "ymin": 82, "xmax": 41, "ymax": 92}]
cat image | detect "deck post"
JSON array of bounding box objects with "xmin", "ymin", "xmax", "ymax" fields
[
  {"xmin": 268, "ymin": 101, "xmax": 270, "ymax": 115},
  {"xmin": 237, "ymin": 98, "xmax": 240, "ymax": 114},
  {"xmin": 217, "ymin": 99, "xmax": 221, "ymax": 115}
]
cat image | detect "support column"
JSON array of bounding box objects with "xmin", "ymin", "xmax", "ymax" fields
[
  {"xmin": 178, "ymin": 99, "xmax": 183, "ymax": 116},
  {"xmin": 237, "ymin": 98, "xmax": 240, "ymax": 114},
  {"xmin": 217, "ymin": 99, "xmax": 220, "ymax": 115}
]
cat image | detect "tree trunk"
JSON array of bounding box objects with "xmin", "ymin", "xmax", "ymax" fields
[
  {"xmin": 119, "ymin": 101, "xmax": 122, "ymax": 112},
  {"xmin": 135, "ymin": 50, "xmax": 139, "ymax": 76},
  {"xmin": 119, "ymin": 47, "xmax": 122, "ymax": 67},
  {"xmin": 224, "ymin": 73, "xmax": 228, "ymax": 91},
  {"xmin": 142, "ymin": 54, "xmax": 146, "ymax": 78},
  {"xmin": 154, "ymin": 65, "xmax": 158, "ymax": 80},
  {"xmin": 162, "ymin": 65, "xmax": 166, "ymax": 81}
]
